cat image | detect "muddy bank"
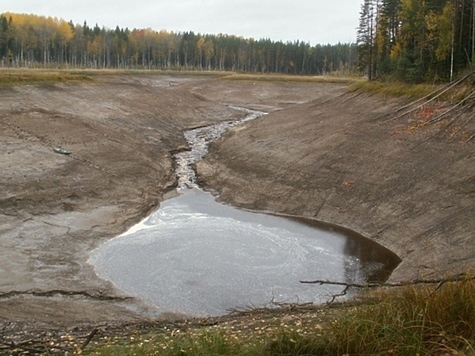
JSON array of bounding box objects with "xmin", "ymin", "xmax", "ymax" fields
[
  {"xmin": 0, "ymin": 75, "xmax": 328, "ymax": 324},
  {"xmin": 1, "ymin": 74, "xmax": 473, "ymax": 326},
  {"xmin": 197, "ymin": 88, "xmax": 475, "ymax": 281}
]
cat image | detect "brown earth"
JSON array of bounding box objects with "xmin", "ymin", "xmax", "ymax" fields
[{"xmin": 0, "ymin": 74, "xmax": 473, "ymax": 331}]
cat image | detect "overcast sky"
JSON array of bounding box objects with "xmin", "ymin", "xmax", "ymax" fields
[{"xmin": 1, "ymin": 1, "xmax": 361, "ymax": 45}]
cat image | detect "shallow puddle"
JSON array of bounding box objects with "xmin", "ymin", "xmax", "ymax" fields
[
  {"xmin": 90, "ymin": 107, "xmax": 400, "ymax": 317},
  {"xmin": 90, "ymin": 188, "xmax": 400, "ymax": 316}
]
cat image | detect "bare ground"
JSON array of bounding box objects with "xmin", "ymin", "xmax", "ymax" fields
[{"xmin": 0, "ymin": 74, "xmax": 473, "ymax": 335}]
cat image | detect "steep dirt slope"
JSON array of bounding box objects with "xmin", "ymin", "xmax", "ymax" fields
[
  {"xmin": 197, "ymin": 90, "xmax": 475, "ymax": 281},
  {"xmin": 1, "ymin": 74, "xmax": 472, "ymax": 326},
  {"xmin": 0, "ymin": 75, "xmax": 327, "ymax": 323}
]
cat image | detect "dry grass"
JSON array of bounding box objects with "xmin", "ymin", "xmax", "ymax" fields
[
  {"xmin": 351, "ymin": 79, "xmax": 475, "ymax": 105},
  {"xmin": 222, "ymin": 73, "xmax": 360, "ymax": 84},
  {"xmin": 350, "ymin": 80, "xmax": 440, "ymax": 99},
  {"xmin": 0, "ymin": 68, "xmax": 230, "ymax": 85},
  {"xmin": 0, "ymin": 68, "xmax": 362, "ymax": 86},
  {"xmin": 87, "ymin": 276, "xmax": 475, "ymax": 355},
  {"xmin": 0, "ymin": 68, "xmax": 94, "ymax": 84},
  {"xmin": 0, "ymin": 68, "xmax": 357, "ymax": 88},
  {"xmin": 320, "ymin": 277, "xmax": 475, "ymax": 355}
]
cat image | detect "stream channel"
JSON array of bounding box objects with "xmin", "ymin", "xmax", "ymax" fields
[{"xmin": 90, "ymin": 107, "xmax": 401, "ymax": 317}]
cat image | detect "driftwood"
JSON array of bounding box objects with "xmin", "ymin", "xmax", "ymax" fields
[
  {"xmin": 0, "ymin": 326, "xmax": 102, "ymax": 354},
  {"xmin": 301, "ymin": 273, "xmax": 474, "ymax": 288},
  {"xmin": 300, "ymin": 273, "xmax": 475, "ymax": 304},
  {"xmin": 80, "ymin": 328, "xmax": 99, "ymax": 351},
  {"xmin": 0, "ymin": 340, "xmax": 46, "ymax": 354}
]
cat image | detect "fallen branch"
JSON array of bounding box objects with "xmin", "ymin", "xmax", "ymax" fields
[
  {"xmin": 0, "ymin": 340, "xmax": 46, "ymax": 354},
  {"xmin": 300, "ymin": 273, "xmax": 474, "ymax": 288},
  {"xmin": 394, "ymin": 72, "xmax": 473, "ymax": 113},
  {"xmin": 80, "ymin": 328, "xmax": 98, "ymax": 351},
  {"xmin": 413, "ymin": 105, "xmax": 466, "ymax": 146},
  {"xmin": 459, "ymin": 113, "xmax": 475, "ymax": 129},
  {"xmin": 370, "ymin": 79, "xmax": 459, "ymax": 122},
  {"xmin": 0, "ymin": 289, "xmax": 132, "ymax": 301},
  {"xmin": 300, "ymin": 280, "xmax": 380, "ymax": 288},
  {"xmin": 301, "ymin": 274, "xmax": 474, "ymax": 305},
  {"xmin": 427, "ymin": 90, "xmax": 475, "ymax": 125},
  {"xmin": 326, "ymin": 286, "xmax": 350, "ymax": 305},
  {"xmin": 433, "ymin": 110, "xmax": 465, "ymax": 137},
  {"xmin": 371, "ymin": 71, "xmax": 475, "ymax": 123}
]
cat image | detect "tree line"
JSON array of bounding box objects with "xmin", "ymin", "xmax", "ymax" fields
[
  {"xmin": 358, "ymin": 0, "xmax": 475, "ymax": 82},
  {"xmin": 0, "ymin": 12, "xmax": 356, "ymax": 75}
]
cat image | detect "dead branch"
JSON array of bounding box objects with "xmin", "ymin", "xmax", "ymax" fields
[
  {"xmin": 370, "ymin": 76, "xmax": 467, "ymax": 122},
  {"xmin": 301, "ymin": 274, "xmax": 474, "ymax": 305},
  {"xmin": 414, "ymin": 105, "xmax": 467, "ymax": 145},
  {"xmin": 80, "ymin": 328, "xmax": 98, "ymax": 351},
  {"xmin": 427, "ymin": 91, "xmax": 475, "ymax": 125},
  {"xmin": 434, "ymin": 110, "xmax": 466, "ymax": 137},
  {"xmin": 326, "ymin": 286, "xmax": 350, "ymax": 305},
  {"xmin": 459, "ymin": 113, "xmax": 475, "ymax": 129},
  {"xmin": 0, "ymin": 340, "xmax": 46, "ymax": 354},
  {"xmin": 300, "ymin": 273, "xmax": 474, "ymax": 289},
  {"xmin": 373, "ymin": 71, "xmax": 475, "ymax": 123},
  {"xmin": 300, "ymin": 280, "xmax": 380, "ymax": 288},
  {"xmin": 395, "ymin": 72, "xmax": 474, "ymax": 113}
]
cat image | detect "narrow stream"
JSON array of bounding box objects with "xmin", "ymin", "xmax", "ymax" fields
[
  {"xmin": 174, "ymin": 106, "xmax": 265, "ymax": 189},
  {"xmin": 90, "ymin": 107, "xmax": 400, "ymax": 317}
]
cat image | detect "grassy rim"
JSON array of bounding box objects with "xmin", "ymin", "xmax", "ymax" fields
[
  {"xmin": 87, "ymin": 277, "xmax": 475, "ymax": 355},
  {"xmin": 0, "ymin": 68, "xmax": 363, "ymax": 86}
]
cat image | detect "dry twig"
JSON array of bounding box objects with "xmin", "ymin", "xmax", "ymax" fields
[{"xmin": 301, "ymin": 273, "xmax": 475, "ymax": 304}]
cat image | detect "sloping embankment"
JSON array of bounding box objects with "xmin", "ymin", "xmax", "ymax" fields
[{"xmin": 197, "ymin": 89, "xmax": 475, "ymax": 281}]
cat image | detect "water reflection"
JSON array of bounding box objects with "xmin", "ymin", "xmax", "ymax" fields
[{"xmin": 291, "ymin": 217, "xmax": 400, "ymax": 283}]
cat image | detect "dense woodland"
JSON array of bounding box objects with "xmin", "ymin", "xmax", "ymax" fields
[
  {"xmin": 0, "ymin": 13, "xmax": 356, "ymax": 75},
  {"xmin": 2, "ymin": 1, "xmax": 475, "ymax": 82},
  {"xmin": 358, "ymin": 0, "xmax": 475, "ymax": 82}
]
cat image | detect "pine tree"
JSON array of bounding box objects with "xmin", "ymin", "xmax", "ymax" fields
[{"xmin": 357, "ymin": 0, "xmax": 379, "ymax": 80}]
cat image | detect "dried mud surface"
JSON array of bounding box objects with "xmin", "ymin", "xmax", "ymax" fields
[
  {"xmin": 0, "ymin": 75, "xmax": 473, "ymax": 333},
  {"xmin": 197, "ymin": 84, "xmax": 475, "ymax": 282}
]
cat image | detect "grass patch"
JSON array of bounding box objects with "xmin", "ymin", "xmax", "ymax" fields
[
  {"xmin": 322, "ymin": 277, "xmax": 475, "ymax": 355},
  {"xmin": 87, "ymin": 276, "xmax": 475, "ymax": 355},
  {"xmin": 0, "ymin": 68, "xmax": 94, "ymax": 84},
  {"xmin": 221, "ymin": 73, "xmax": 360, "ymax": 84},
  {"xmin": 0, "ymin": 68, "xmax": 360, "ymax": 86},
  {"xmin": 349, "ymin": 80, "xmax": 440, "ymax": 99},
  {"xmin": 0, "ymin": 68, "xmax": 230, "ymax": 85},
  {"xmin": 350, "ymin": 79, "xmax": 475, "ymax": 104}
]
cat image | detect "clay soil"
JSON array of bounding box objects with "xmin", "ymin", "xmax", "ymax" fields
[{"xmin": 0, "ymin": 74, "xmax": 473, "ymax": 337}]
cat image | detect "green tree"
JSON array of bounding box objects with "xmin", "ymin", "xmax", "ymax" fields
[{"xmin": 358, "ymin": 0, "xmax": 379, "ymax": 79}]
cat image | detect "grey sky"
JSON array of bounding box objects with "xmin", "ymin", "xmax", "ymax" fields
[{"xmin": 1, "ymin": 1, "xmax": 361, "ymax": 44}]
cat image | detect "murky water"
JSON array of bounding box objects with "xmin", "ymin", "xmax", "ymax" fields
[
  {"xmin": 174, "ymin": 106, "xmax": 266, "ymax": 189},
  {"xmin": 90, "ymin": 107, "xmax": 400, "ymax": 317}
]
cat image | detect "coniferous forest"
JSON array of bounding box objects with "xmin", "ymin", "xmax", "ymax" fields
[
  {"xmin": 0, "ymin": 12, "xmax": 356, "ymax": 76},
  {"xmin": 2, "ymin": 1, "xmax": 475, "ymax": 83},
  {"xmin": 358, "ymin": 0, "xmax": 475, "ymax": 82}
]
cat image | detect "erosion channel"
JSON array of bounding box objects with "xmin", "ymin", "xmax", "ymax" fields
[{"xmin": 90, "ymin": 107, "xmax": 401, "ymax": 317}]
